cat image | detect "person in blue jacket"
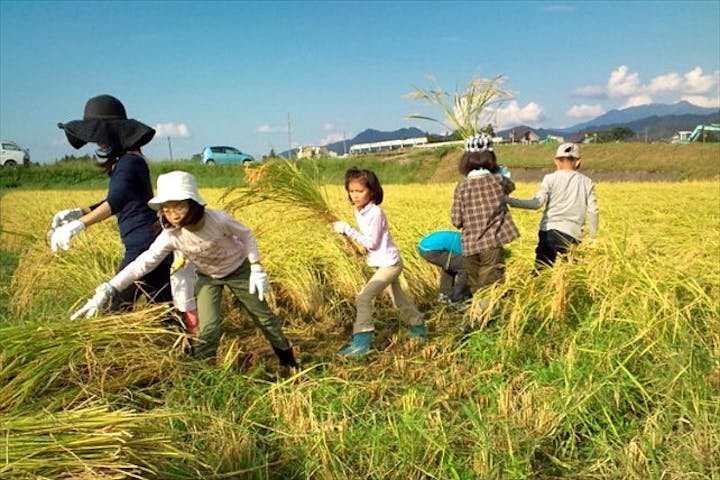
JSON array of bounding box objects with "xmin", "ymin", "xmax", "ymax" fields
[
  {"xmin": 49, "ymin": 94, "xmax": 173, "ymax": 311},
  {"xmin": 417, "ymin": 230, "xmax": 470, "ymax": 304}
]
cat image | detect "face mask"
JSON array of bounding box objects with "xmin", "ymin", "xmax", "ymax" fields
[{"xmin": 95, "ymin": 146, "xmax": 113, "ymax": 160}]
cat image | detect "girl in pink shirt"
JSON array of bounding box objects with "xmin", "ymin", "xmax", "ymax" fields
[
  {"xmin": 71, "ymin": 171, "xmax": 300, "ymax": 369},
  {"xmin": 333, "ymin": 167, "xmax": 425, "ymax": 356}
]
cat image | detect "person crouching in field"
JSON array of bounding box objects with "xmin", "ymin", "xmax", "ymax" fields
[
  {"xmin": 417, "ymin": 230, "xmax": 470, "ymax": 305},
  {"xmin": 507, "ymin": 142, "xmax": 599, "ymax": 271},
  {"xmin": 332, "ymin": 167, "xmax": 426, "ymax": 357},
  {"xmin": 451, "ymin": 134, "xmax": 519, "ymax": 319},
  {"xmin": 71, "ymin": 171, "xmax": 300, "ymax": 369}
]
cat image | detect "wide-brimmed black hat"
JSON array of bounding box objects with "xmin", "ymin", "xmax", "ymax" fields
[{"xmin": 58, "ymin": 94, "xmax": 155, "ymax": 150}]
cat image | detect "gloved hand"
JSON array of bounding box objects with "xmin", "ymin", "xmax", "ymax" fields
[
  {"xmin": 70, "ymin": 282, "xmax": 115, "ymax": 320},
  {"xmin": 51, "ymin": 220, "xmax": 85, "ymax": 252},
  {"xmin": 248, "ymin": 263, "xmax": 269, "ymax": 302},
  {"xmin": 498, "ymin": 165, "xmax": 511, "ymax": 179},
  {"xmin": 51, "ymin": 208, "xmax": 84, "ymax": 229},
  {"xmin": 333, "ymin": 221, "xmax": 351, "ymax": 235}
]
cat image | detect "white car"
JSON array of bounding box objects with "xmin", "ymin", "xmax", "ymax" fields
[{"xmin": 1, "ymin": 140, "xmax": 30, "ymax": 167}]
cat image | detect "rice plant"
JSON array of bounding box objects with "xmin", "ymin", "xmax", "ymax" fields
[
  {"xmin": 1, "ymin": 180, "xmax": 718, "ymax": 478},
  {"xmin": 404, "ymin": 74, "xmax": 513, "ymax": 138}
]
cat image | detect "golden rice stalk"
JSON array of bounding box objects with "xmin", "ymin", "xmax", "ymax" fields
[
  {"xmin": 222, "ymin": 159, "xmax": 363, "ymax": 257},
  {"xmin": 222, "ymin": 159, "xmax": 338, "ymax": 223},
  {"xmin": 0, "ymin": 305, "xmax": 186, "ymax": 412},
  {"xmin": 404, "ymin": 74, "xmax": 513, "ymax": 139},
  {"xmin": 1, "ymin": 403, "xmax": 192, "ymax": 479}
]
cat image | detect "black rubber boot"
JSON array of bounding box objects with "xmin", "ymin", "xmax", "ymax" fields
[{"xmin": 273, "ymin": 346, "xmax": 301, "ymax": 369}]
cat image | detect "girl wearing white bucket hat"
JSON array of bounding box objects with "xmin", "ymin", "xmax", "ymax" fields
[{"xmin": 71, "ymin": 171, "xmax": 300, "ymax": 369}]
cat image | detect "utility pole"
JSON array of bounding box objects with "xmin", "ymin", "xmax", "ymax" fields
[
  {"xmin": 167, "ymin": 136, "xmax": 174, "ymax": 161},
  {"xmin": 343, "ymin": 132, "xmax": 347, "ymax": 155}
]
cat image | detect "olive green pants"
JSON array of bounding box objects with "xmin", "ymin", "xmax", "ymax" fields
[{"xmin": 194, "ymin": 261, "xmax": 291, "ymax": 359}]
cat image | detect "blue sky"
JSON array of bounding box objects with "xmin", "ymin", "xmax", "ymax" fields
[{"xmin": 1, "ymin": 0, "xmax": 718, "ymax": 164}]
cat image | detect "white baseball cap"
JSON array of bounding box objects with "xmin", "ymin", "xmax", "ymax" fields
[
  {"xmin": 148, "ymin": 171, "xmax": 206, "ymax": 210},
  {"xmin": 555, "ymin": 143, "xmax": 580, "ymax": 159}
]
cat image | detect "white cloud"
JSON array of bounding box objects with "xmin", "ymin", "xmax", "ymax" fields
[
  {"xmin": 683, "ymin": 67, "xmax": 717, "ymax": 94},
  {"xmin": 608, "ymin": 65, "xmax": 641, "ymax": 98},
  {"xmin": 566, "ymin": 104, "xmax": 604, "ymax": 118},
  {"xmin": 572, "ymin": 85, "xmax": 606, "ymax": 99},
  {"xmin": 681, "ymin": 95, "xmax": 720, "ymax": 108},
  {"xmin": 491, "ymin": 101, "xmax": 545, "ymax": 128},
  {"xmin": 154, "ymin": 122, "xmax": 189, "ymax": 138},
  {"xmin": 620, "ymin": 95, "xmax": 653, "ymax": 109},
  {"xmin": 323, "ymin": 123, "xmax": 334, "ymax": 130},
  {"xmin": 257, "ymin": 124, "xmax": 282, "ymax": 134},
  {"xmin": 603, "ymin": 66, "xmax": 718, "ymax": 99},
  {"xmin": 647, "ymin": 72, "xmax": 682, "ymax": 94},
  {"xmin": 318, "ymin": 132, "xmax": 347, "ymax": 146}
]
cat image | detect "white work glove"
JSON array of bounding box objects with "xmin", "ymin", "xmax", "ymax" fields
[
  {"xmin": 51, "ymin": 208, "xmax": 83, "ymax": 229},
  {"xmin": 248, "ymin": 263, "xmax": 269, "ymax": 302},
  {"xmin": 333, "ymin": 221, "xmax": 351, "ymax": 235},
  {"xmin": 51, "ymin": 220, "xmax": 85, "ymax": 252},
  {"xmin": 70, "ymin": 282, "xmax": 115, "ymax": 320}
]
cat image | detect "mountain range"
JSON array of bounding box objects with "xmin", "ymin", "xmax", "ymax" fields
[{"xmin": 283, "ymin": 102, "xmax": 719, "ymax": 156}]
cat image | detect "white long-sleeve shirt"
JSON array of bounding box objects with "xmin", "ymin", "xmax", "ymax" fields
[
  {"xmin": 344, "ymin": 202, "xmax": 400, "ymax": 267},
  {"xmin": 507, "ymin": 169, "xmax": 599, "ymax": 241},
  {"xmin": 110, "ymin": 209, "xmax": 260, "ymax": 292}
]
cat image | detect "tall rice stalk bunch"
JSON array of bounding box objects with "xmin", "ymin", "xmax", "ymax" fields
[
  {"xmin": 222, "ymin": 160, "xmax": 337, "ymax": 222},
  {"xmin": 10, "ymin": 224, "xmax": 122, "ymax": 319},
  {"xmin": 1, "ymin": 403, "xmax": 192, "ymax": 479},
  {"xmin": 222, "ymin": 159, "xmax": 364, "ymax": 257},
  {"xmin": 404, "ymin": 74, "xmax": 513, "ymax": 138},
  {"xmin": 0, "ymin": 305, "xmax": 185, "ymax": 412}
]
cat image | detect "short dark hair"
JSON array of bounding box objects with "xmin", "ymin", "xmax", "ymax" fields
[
  {"xmin": 458, "ymin": 150, "xmax": 498, "ymax": 176},
  {"xmin": 344, "ymin": 167, "xmax": 384, "ymax": 205},
  {"xmin": 159, "ymin": 199, "xmax": 205, "ymax": 228}
]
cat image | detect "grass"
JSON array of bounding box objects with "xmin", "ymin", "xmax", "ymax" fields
[{"xmin": 0, "ymin": 180, "xmax": 718, "ymax": 478}]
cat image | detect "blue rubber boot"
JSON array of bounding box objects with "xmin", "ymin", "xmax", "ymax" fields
[
  {"xmin": 338, "ymin": 332, "xmax": 372, "ymax": 357},
  {"xmin": 407, "ymin": 325, "xmax": 427, "ymax": 339}
]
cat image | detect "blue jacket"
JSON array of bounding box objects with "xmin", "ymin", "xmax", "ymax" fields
[{"xmin": 417, "ymin": 231, "xmax": 463, "ymax": 256}]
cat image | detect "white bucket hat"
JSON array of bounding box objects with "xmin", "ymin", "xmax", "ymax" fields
[{"xmin": 148, "ymin": 171, "xmax": 206, "ymax": 210}]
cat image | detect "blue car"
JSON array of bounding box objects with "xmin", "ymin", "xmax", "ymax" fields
[{"xmin": 201, "ymin": 146, "xmax": 255, "ymax": 165}]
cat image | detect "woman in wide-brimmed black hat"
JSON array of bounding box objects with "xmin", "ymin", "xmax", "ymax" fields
[{"xmin": 49, "ymin": 94, "xmax": 174, "ymax": 311}]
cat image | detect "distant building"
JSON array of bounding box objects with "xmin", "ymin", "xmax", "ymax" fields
[
  {"xmin": 508, "ymin": 128, "xmax": 541, "ymax": 144},
  {"xmin": 349, "ymin": 137, "xmax": 427, "ymax": 154},
  {"xmin": 297, "ymin": 145, "xmax": 328, "ymax": 159}
]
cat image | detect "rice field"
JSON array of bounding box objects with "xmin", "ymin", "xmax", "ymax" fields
[{"xmin": 1, "ymin": 179, "xmax": 718, "ymax": 479}]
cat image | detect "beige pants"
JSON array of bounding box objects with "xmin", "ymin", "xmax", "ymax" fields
[{"xmin": 354, "ymin": 260, "xmax": 423, "ymax": 334}]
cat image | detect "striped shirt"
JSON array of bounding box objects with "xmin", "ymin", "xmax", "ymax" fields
[{"xmin": 451, "ymin": 173, "xmax": 519, "ymax": 255}]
